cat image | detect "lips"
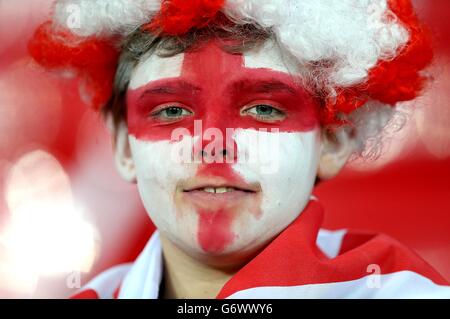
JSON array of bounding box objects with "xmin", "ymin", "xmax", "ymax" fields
[
  {"xmin": 180, "ymin": 180, "xmax": 260, "ymax": 208},
  {"xmin": 182, "ymin": 182, "xmax": 259, "ymax": 194},
  {"xmin": 201, "ymin": 187, "xmax": 235, "ymax": 194}
]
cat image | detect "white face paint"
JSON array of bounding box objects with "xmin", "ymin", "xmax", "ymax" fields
[{"xmin": 126, "ymin": 39, "xmax": 321, "ymax": 266}]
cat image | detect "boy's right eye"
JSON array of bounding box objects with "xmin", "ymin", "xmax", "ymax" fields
[{"xmin": 149, "ymin": 104, "xmax": 193, "ymax": 122}]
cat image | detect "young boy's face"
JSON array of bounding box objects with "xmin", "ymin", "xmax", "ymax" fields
[{"xmin": 123, "ymin": 39, "xmax": 322, "ymax": 266}]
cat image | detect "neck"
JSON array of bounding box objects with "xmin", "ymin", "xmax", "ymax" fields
[{"xmin": 160, "ymin": 235, "xmax": 240, "ymax": 299}]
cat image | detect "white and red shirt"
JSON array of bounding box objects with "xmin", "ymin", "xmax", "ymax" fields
[{"xmin": 73, "ymin": 199, "xmax": 450, "ymax": 299}]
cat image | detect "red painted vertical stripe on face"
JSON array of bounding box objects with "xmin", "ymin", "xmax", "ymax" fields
[{"xmin": 198, "ymin": 208, "xmax": 234, "ymax": 253}]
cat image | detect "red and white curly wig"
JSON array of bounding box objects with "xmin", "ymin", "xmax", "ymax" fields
[{"xmin": 29, "ymin": 0, "xmax": 433, "ymax": 148}]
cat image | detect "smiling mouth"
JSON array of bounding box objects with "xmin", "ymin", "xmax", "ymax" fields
[
  {"xmin": 183, "ymin": 185, "xmax": 259, "ymax": 194},
  {"xmin": 181, "ymin": 180, "xmax": 260, "ymax": 202},
  {"xmin": 179, "ymin": 179, "xmax": 261, "ymax": 211},
  {"xmin": 179, "ymin": 178, "xmax": 261, "ymax": 207}
]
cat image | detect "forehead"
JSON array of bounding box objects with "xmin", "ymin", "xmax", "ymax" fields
[{"xmin": 128, "ymin": 40, "xmax": 297, "ymax": 90}]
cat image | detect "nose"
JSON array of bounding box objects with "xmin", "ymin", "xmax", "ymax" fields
[
  {"xmin": 194, "ymin": 118, "xmax": 237, "ymax": 164},
  {"xmin": 199, "ymin": 145, "xmax": 236, "ymax": 163},
  {"xmin": 198, "ymin": 138, "xmax": 237, "ymax": 163}
]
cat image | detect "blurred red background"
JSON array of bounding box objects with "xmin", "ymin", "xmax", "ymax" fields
[{"xmin": 0, "ymin": 0, "xmax": 449, "ymax": 298}]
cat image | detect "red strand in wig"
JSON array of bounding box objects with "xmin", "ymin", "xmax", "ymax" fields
[
  {"xmin": 143, "ymin": 0, "xmax": 225, "ymax": 35},
  {"xmin": 321, "ymin": 0, "xmax": 434, "ymax": 125},
  {"xmin": 367, "ymin": 0, "xmax": 433, "ymax": 104},
  {"xmin": 28, "ymin": 21, "xmax": 119, "ymax": 110}
]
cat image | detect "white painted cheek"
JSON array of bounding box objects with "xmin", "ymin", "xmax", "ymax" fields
[
  {"xmin": 240, "ymin": 39, "xmax": 319, "ymax": 239},
  {"xmin": 232, "ymin": 129, "xmax": 321, "ymax": 239},
  {"xmin": 128, "ymin": 52, "xmax": 184, "ymax": 90},
  {"xmin": 128, "ymin": 136, "xmax": 199, "ymax": 239}
]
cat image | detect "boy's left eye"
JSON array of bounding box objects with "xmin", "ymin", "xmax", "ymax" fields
[
  {"xmin": 161, "ymin": 107, "xmax": 190, "ymax": 117},
  {"xmin": 242, "ymin": 104, "xmax": 286, "ymax": 122}
]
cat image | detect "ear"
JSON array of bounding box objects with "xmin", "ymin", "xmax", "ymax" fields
[
  {"xmin": 106, "ymin": 115, "xmax": 137, "ymax": 183},
  {"xmin": 317, "ymin": 128, "xmax": 356, "ymax": 180}
]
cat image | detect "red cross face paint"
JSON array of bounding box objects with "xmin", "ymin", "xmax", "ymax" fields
[{"xmin": 126, "ymin": 39, "xmax": 321, "ymax": 266}]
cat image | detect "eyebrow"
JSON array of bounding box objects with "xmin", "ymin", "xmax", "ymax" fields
[
  {"xmin": 230, "ymin": 79, "xmax": 299, "ymax": 96},
  {"xmin": 137, "ymin": 78, "xmax": 301, "ymax": 100},
  {"xmin": 139, "ymin": 80, "xmax": 201, "ymax": 98}
]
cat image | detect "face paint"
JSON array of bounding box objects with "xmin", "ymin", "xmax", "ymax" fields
[
  {"xmin": 198, "ymin": 209, "xmax": 234, "ymax": 254},
  {"xmin": 127, "ymin": 39, "xmax": 321, "ymax": 266},
  {"xmin": 127, "ymin": 40, "xmax": 319, "ymax": 140}
]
